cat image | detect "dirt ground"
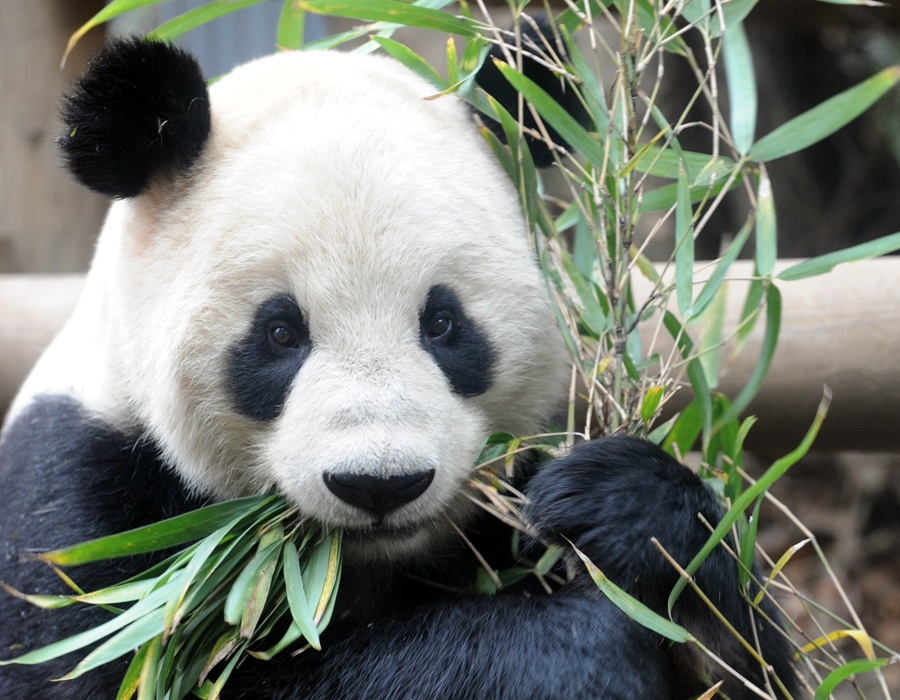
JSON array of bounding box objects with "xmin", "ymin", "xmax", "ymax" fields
[{"xmin": 753, "ymin": 452, "xmax": 900, "ymax": 698}]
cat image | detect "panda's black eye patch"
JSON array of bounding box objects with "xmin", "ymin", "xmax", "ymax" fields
[
  {"xmin": 228, "ymin": 294, "xmax": 311, "ymax": 422},
  {"xmin": 420, "ymin": 285, "xmax": 494, "ymax": 397}
]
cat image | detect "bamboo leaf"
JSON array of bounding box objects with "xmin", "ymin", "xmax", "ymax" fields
[
  {"xmin": 282, "ymin": 539, "xmax": 320, "ymax": 649},
  {"xmin": 749, "ymin": 66, "xmax": 900, "ymax": 162},
  {"xmin": 115, "ymin": 636, "xmax": 153, "ymax": 700},
  {"xmin": 778, "ymin": 230, "xmax": 900, "ymax": 280},
  {"xmin": 223, "ymin": 542, "xmax": 281, "ymax": 629},
  {"xmin": 664, "ymin": 312, "xmax": 712, "ymax": 448},
  {"xmin": 148, "ymin": 0, "xmax": 268, "ymax": 42},
  {"xmin": 675, "ymin": 163, "xmax": 695, "ymax": 319},
  {"xmin": 0, "ymin": 579, "xmax": 177, "ymax": 668},
  {"xmin": 802, "ymin": 628, "xmax": 876, "ymax": 661},
  {"xmin": 136, "ymin": 633, "xmax": 162, "ymax": 700},
  {"xmin": 65, "ymin": 0, "xmax": 169, "ymax": 62},
  {"xmin": 0, "ymin": 582, "xmax": 74, "ymax": 609},
  {"xmin": 640, "ymin": 385, "xmax": 665, "ymax": 425},
  {"xmin": 42, "ymin": 495, "xmax": 274, "ymax": 566},
  {"xmin": 737, "ymin": 497, "xmax": 762, "ymax": 587},
  {"xmin": 669, "ymin": 389, "xmax": 831, "ymax": 609},
  {"xmin": 717, "ymin": 283, "xmax": 781, "ymax": 427},
  {"xmin": 277, "ymin": 0, "xmax": 306, "ymax": 49},
  {"xmin": 723, "ymin": 22, "xmax": 756, "ymax": 154},
  {"xmin": 494, "ymin": 62, "xmax": 606, "ymax": 166},
  {"xmin": 372, "ymin": 37, "xmax": 448, "ymax": 91},
  {"xmin": 298, "ymin": 0, "xmax": 475, "ymax": 36},
  {"xmin": 60, "ymin": 609, "xmax": 165, "ymax": 680},
  {"xmin": 754, "ymin": 539, "xmax": 809, "ymax": 605},
  {"xmin": 691, "ymin": 217, "xmax": 753, "ymax": 319},
  {"xmin": 814, "ymin": 658, "xmax": 890, "ymax": 700},
  {"xmin": 715, "ymin": 0, "xmax": 759, "ymax": 37},
  {"xmin": 571, "ymin": 545, "xmax": 694, "ymax": 643},
  {"xmin": 754, "ymin": 171, "xmax": 777, "ymax": 277}
]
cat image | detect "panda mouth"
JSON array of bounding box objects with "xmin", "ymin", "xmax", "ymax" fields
[{"xmin": 342, "ymin": 519, "xmax": 427, "ymax": 541}]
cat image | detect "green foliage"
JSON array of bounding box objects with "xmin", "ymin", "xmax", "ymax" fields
[{"xmin": 28, "ymin": 1, "xmax": 900, "ymax": 697}]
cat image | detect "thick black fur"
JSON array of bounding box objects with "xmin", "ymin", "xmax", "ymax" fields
[
  {"xmin": 475, "ymin": 18, "xmax": 590, "ymax": 167},
  {"xmin": 0, "ymin": 395, "xmax": 207, "ymax": 697},
  {"xmin": 59, "ymin": 37, "xmax": 210, "ymax": 198},
  {"xmin": 0, "ymin": 398, "xmax": 795, "ymax": 698}
]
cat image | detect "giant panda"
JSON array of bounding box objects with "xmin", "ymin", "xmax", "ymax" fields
[{"xmin": 0, "ymin": 35, "xmax": 797, "ymax": 699}]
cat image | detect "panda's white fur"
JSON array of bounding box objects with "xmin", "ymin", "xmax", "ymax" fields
[
  {"xmin": 1, "ymin": 39, "xmax": 798, "ymax": 700},
  {"xmin": 12, "ymin": 50, "xmax": 567, "ymax": 558}
]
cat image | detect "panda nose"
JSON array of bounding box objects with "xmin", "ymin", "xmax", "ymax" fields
[{"xmin": 324, "ymin": 470, "xmax": 435, "ymax": 519}]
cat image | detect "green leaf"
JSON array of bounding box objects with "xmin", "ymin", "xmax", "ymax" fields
[
  {"xmin": 494, "ymin": 62, "xmax": 606, "ymax": 166},
  {"xmin": 299, "ymin": 0, "xmax": 475, "ymax": 36},
  {"xmin": 639, "ymin": 171, "xmax": 741, "ymax": 212},
  {"xmin": 372, "ymin": 36, "xmax": 448, "ymax": 91},
  {"xmin": 0, "ymin": 578, "xmax": 178, "ymax": 668},
  {"xmin": 715, "ymin": 0, "xmax": 759, "ymax": 37},
  {"xmin": 571, "ymin": 545, "xmax": 694, "ymax": 643},
  {"xmin": 65, "ymin": 0, "xmax": 170, "ymax": 61},
  {"xmin": 277, "ymin": 0, "xmax": 306, "ymax": 49},
  {"xmin": 749, "ymin": 66, "xmax": 900, "ymax": 162},
  {"xmin": 691, "ymin": 217, "xmax": 753, "ymax": 319},
  {"xmin": 42, "ymin": 495, "xmax": 274, "ymax": 566},
  {"xmin": 814, "ymin": 658, "xmax": 891, "ymax": 700},
  {"xmin": 630, "ymin": 146, "xmax": 733, "ymax": 181},
  {"xmin": 640, "ymin": 385, "xmax": 665, "ymax": 425},
  {"xmin": 663, "ymin": 401, "xmax": 704, "ymax": 457},
  {"xmin": 754, "ymin": 170, "xmax": 777, "ymax": 277},
  {"xmin": 737, "ymin": 497, "xmax": 762, "ymax": 587},
  {"xmin": 716, "ymin": 283, "xmax": 781, "ymax": 427},
  {"xmin": 734, "ymin": 277, "xmax": 764, "ymax": 354},
  {"xmin": 664, "ymin": 312, "xmax": 712, "ymax": 448},
  {"xmin": 282, "ymin": 540, "xmax": 321, "ymax": 649},
  {"xmin": 115, "ymin": 635, "xmax": 154, "ymax": 700},
  {"xmin": 675, "ymin": 163, "xmax": 695, "ymax": 319},
  {"xmin": 61, "ymin": 610, "xmax": 165, "ymax": 680},
  {"xmin": 723, "ymin": 22, "xmax": 756, "ymax": 154},
  {"xmin": 681, "ymin": 0, "xmax": 711, "ymax": 32},
  {"xmin": 778, "ymin": 230, "xmax": 900, "ymax": 281},
  {"xmin": 222, "ymin": 541, "xmax": 281, "ymax": 630},
  {"xmin": 149, "ymin": 0, "xmax": 268, "ymax": 42},
  {"xmin": 162, "ymin": 518, "xmax": 239, "ymax": 639},
  {"xmin": 669, "ymin": 388, "xmax": 831, "ymax": 609}
]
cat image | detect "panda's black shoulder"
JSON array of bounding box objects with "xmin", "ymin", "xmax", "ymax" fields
[{"xmin": 0, "ymin": 394, "xmax": 205, "ymax": 559}]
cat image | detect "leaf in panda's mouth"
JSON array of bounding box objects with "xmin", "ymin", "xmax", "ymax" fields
[{"xmin": 0, "ymin": 494, "xmax": 342, "ymax": 699}]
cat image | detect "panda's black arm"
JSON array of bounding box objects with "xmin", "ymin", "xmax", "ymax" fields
[
  {"xmin": 526, "ymin": 437, "xmax": 798, "ymax": 700},
  {"xmin": 225, "ymin": 587, "xmax": 671, "ymax": 700}
]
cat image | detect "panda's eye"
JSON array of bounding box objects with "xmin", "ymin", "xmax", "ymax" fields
[
  {"xmin": 425, "ymin": 312, "xmax": 455, "ymax": 341},
  {"xmin": 268, "ymin": 321, "xmax": 301, "ymax": 349}
]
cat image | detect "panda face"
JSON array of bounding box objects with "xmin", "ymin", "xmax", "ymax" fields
[{"xmin": 57, "ymin": 50, "xmax": 569, "ymax": 560}]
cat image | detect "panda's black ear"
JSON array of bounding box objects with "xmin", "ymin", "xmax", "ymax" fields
[
  {"xmin": 59, "ymin": 37, "xmax": 211, "ymax": 198},
  {"xmin": 474, "ymin": 18, "xmax": 589, "ymax": 167}
]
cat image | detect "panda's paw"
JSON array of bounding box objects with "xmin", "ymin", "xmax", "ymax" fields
[{"xmin": 525, "ymin": 436, "xmax": 723, "ymax": 597}]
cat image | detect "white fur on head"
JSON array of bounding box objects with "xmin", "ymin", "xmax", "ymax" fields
[{"xmin": 16, "ymin": 50, "xmax": 568, "ymax": 558}]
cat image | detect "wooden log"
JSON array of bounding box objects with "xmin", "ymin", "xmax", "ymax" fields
[
  {"xmin": 635, "ymin": 258, "xmax": 900, "ymax": 452},
  {"xmin": 0, "ymin": 275, "xmax": 84, "ymax": 415},
  {"xmin": 1, "ymin": 260, "xmax": 899, "ymax": 451}
]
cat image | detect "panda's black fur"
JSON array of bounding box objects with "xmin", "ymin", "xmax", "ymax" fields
[
  {"xmin": 0, "ymin": 36, "xmax": 797, "ymax": 699},
  {"xmin": 59, "ymin": 37, "xmax": 211, "ymax": 198}
]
